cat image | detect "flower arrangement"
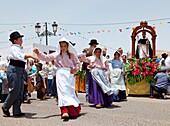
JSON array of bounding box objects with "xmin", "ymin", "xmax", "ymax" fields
[{"xmin": 125, "ymin": 58, "xmax": 160, "ymax": 85}]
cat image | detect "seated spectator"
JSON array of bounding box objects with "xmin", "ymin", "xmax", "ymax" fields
[{"xmin": 150, "ymin": 67, "xmax": 169, "ymax": 99}]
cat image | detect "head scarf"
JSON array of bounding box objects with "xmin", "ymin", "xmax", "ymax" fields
[
  {"xmin": 56, "ymin": 37, "xmax": 78, "ymax": 56},
  {"xmin": 113, "ymin": 50, "xmax": 121, "ymax": 59},
  {"xmin": 90, "ymin": 46, "xmax": 107, "ymax": 64}
]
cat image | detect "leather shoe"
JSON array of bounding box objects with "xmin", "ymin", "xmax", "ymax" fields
[
  {"xmin": 1, "ymin": 107, "xmax": 10, "ymax": 117},
  {"xmin": 61, "ymin": 113, "xmax": 69, "ymax": 121},
  {"xmin": 13, "ymin": 113, "xmax": 25, "ymax": 117}
]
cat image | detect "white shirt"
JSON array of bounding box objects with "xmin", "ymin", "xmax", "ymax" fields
[
  {"xmin": 165, "ymin": 56, "xmax": 170, "ymax": 69},
  {"xmin": 47, "ymin": 64, "xmax": 55, "ymax": 79},
  {"xmin": 8, "ymin": 44, "xmax": 26, "ymax": 62}
]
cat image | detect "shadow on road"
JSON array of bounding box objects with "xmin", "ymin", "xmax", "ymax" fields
[
  {"xmin": 62, "ymin": 112, "xmax": 87, "ymax": 122},
  {"xmin": 24, "ymin": 112, "xmax": 60, "ymax": 119},
  {"xmin": 106, "ymin": 104, "xmax": 121, "ymax": 109},
  {"xmin": 81, "ymin": 104, "xmax": 121, "ymax": 109}
]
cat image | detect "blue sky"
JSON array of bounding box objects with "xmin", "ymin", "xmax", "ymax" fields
[{"xmin": 1, "ymin": 0, "xmax": 170, "ymax": 56}]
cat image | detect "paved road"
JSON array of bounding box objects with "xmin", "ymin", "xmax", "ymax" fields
[{"xmin": 0, "ymin": 93, "xmax": 170, "ymax": 126}]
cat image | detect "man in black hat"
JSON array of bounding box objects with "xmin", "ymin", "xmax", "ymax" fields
[
  {"xmin": 136, "ymin": 32, "xmax": 153, "ymax": 59},
  {"xmin": 83, "ymin": 39, "xmax": 99, "ymax": 57},
  {"xmin": 82, "ymin": 39, "xmax": 99, "ymax": 101},
  {"xmin": 2, "ymin": 31, "xmax": 37, "ymax": 117}
]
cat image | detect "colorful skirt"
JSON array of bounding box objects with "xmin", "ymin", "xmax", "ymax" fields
[
  {"xmin": 88, "ymin": 74, "xmax": 113, "ymax": 107},
  {"xmin": 75, "ymin": 74, "xmax": 86, "ymax": 92}
]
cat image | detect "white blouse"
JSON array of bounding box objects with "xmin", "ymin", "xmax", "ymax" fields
[{"xmin": 8, "ymin": 44, "xmax": 26, "ymax": 62}]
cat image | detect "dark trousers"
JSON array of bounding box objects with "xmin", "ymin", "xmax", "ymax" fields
[
  {"xmin": 51, "ymin": 76, "xmax": 57, "ymax": 98},
  {"xmin": 48, "ymin": 79, "xmax": 53, "ymax": 95},
  {"xmin": 85, "ymin": 71, "xmax": 91, "ymax": 100},
  {"xmin": 23, "ymin": 84, "xmax": 29, "ymax": 101},
  {"xmin": 3, "ymin": 65, "xmax": 24, "ymax": 115},
  {"xmin": 150, "ymin": 83, "xmax": 167, "ymax": 96}
]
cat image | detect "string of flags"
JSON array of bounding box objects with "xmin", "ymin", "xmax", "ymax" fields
[
  {"xmin": 57, "ymin": 27, "xmax": 117, "ymax": 51},
  {"xmin": 1, "ymin": 20, "xmax": 170, "ymax": 35},
  {"xmin": 0, "ymin": 36, "xmax": 38, "ymax": 44},
  {"xmin": 1, "ymin": 20, "xmax": 170, "ymax": 43},
  {"xmin": 0, "ymin": 25, "xmax": 33, "ymax": 34},
  {"xmin": 57, "ymin": 27, "xmax": 123, "ymax": 36}
]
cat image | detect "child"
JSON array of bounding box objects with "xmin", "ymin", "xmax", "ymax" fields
[
  {"xmin": 108, "ymin": 50, "xmax": 127, "ymax": 101},
  {"xmin": 2, "ymin": 31, "xmax": 37, "ymax": 117},
  {"xmin": 35, "ymin": 63, "xmax": 46, "ymax": 100},
  {"xmin": 33, "ymin": 37, "xmax": 81, "ymax": 121},
  {"xmin": 75, "ymin": 55, "xmax": 86, "ymax": 93},
  {"xmin": 23, "ymin": 69, "xmax": 31, "ymax": 104},
  {"xmin": 83, "ymin": 47, "xmax": 116, "ymax": 108},
  {"xmin": 0, "ymin": 68, "xmax": 9, "ymax": 103}
]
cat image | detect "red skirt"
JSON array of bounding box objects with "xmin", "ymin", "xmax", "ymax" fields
[{"xmin": 60, "ymin": 105, "xmax": 81, "ymax": 117}]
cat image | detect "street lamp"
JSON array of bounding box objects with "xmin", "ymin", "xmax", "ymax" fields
[
  {"xmin": 52, "ymin": 21, "xmax": 58, "ymax": 36},
  {"xmin": 35, "ymin": 23, "xmax": 41, "ymax": 37},
  {"xmin": 35, "ymin": 22, "xmax": 58, "ymax": 45}
]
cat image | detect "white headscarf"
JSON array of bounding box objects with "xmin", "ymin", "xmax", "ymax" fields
[
  {"xmin": 90, "ymin": 46, "xmax": 107, "ymax": 64},
  {"xmin": 113, "ymin": 50, "xmax": 121, "ymax": 59},
  {"xmin": 56, "ymin": 37, "xmax": 77, "ymax": 56}
]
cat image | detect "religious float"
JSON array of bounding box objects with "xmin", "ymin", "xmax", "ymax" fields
[{"xmin": 125, "ymin": 21, "xmax": 160, "ymax": 95}]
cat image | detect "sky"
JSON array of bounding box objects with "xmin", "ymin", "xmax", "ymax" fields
[{"xmin": 1, "ymin": 0, "xmax": 170, "ymax": 57}]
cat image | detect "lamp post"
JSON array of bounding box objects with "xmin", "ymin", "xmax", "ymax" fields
[{"xmin": 35, "ymin": 22, "xmax": 58, "ymax": 45}]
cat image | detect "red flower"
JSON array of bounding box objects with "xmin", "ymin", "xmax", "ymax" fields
[
  {"xmin": 146, "ymin": 62, "xmax": 151, "ymax": 66},
  {"xmin": 142, "ymin": 66, "xmax": 146, "ymax": 69},
  {"xmin": 145, "ymin": 70, "xmax": 149, "ymax": 75},
  {"xmin": 132, "ymin": 71, "xmax": 137, "ymax": 76},
  {"xmin": 129, "ymin": 65, "xmax": 133, "ymax": 69},
  {"xmin": 134, "ymin": 64, "xmax": 139, "ymax": 67},
  {"xmin": 150, "ymin": 62, "xmax": 155, "ymax": 67},
  {"xmin": 141, "ymin": 60, "xmax": 146, "ymax": 64},
  {"xmin": 134, "ymin": 68, "xmax": 141, "ymax": 75},
  {"xmin": 152, "ymin": 68, "xmax": 156, "ymax": 73},
  {"xmin": 142, "ymin": 72, "xmax": 147, "ymax": 76},
  {"xmin": 149, "ymin": 72, "xmax": 154, "ymax": 76},
  {"xmin": 155, "ymin": 62, "xmax": 159, "ymax": 66}
]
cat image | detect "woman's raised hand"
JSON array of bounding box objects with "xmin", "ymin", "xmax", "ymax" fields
[{"xmin": 33, "ymin": 48, "xmax": 39, "ymax": 55}]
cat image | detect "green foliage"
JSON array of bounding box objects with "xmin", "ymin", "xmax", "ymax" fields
[{"xmin": 76, "ymin": 70, "xmax": 86, "ymax": 80}]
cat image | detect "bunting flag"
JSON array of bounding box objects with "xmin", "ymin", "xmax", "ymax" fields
[
  {"xmin": 0, "ymin": 24, "xmax": 34, "ymax": 34},
  {"xmin": 0, "ymin": 20, "xmax": 169, "ymax": 35},
  {"xmin": 0, "ymin": 36, "xmax": 38, "ymax": 43},
  {"xmin": 0, "ymin": 20, "xmax": 169, "ymax": 44}
]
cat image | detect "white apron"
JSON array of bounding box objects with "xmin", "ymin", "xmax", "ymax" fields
[
  {"xmin": 56, "ymin": 68, "xmax": 80, "ymax": 107},
  {"xmin": 110, "ymin": 68, "xmax": 126, "ymax": 91}
]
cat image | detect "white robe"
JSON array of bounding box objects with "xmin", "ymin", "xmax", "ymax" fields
[{"xmin": 138, "ymin": 44, "xmax": 149, "ymax": 58}]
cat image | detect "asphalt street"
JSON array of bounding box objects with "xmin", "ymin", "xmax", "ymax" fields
[{"xmin": 0, "ymin": 93, "xmax": 170, "ymax": 126}]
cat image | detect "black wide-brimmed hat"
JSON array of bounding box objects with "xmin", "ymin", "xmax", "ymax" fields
[
  {"xmin": 9, "ymin": 31, "xmax": 24, "ymax": 42},
  {"xmin": 89, "ymin": 39, "xmax": 99, "ymax": 45},
  {"xmin": 162, "ymin": 53, "xmax": 168, "ymax": 58}
]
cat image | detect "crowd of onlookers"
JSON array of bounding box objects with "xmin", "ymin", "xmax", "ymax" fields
[{"xmin": 0, "ymin": 48, "xmax": 170, "ymax": 105}]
